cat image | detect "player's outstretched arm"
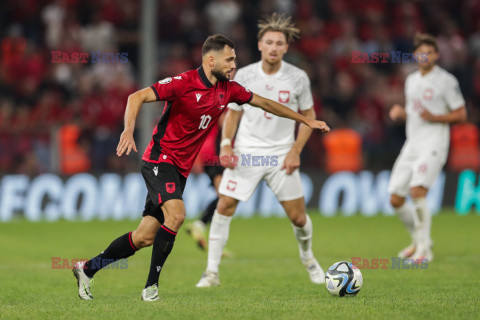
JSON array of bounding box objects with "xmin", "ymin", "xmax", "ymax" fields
[
  {"xmin": 249, "ymin": 94, "xmax": 330, "ymax": 132},
  {"xmin": 116, "ymin": 87, "xmax": 158, "ymax": 157},
  {"xmin": 220, "ymin": 108, "xmax": 243, "ymax": 169},
  {"xmin": 282, "ymin": 107, "xmax": 316, "ymax": 174},
  {"xmin": 421, "ymin": 106, "xmax": 467, "ymax": 123}
]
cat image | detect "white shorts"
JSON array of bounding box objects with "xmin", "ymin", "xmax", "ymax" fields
[
  {"xmin": 218, "ymin": 153, "xmax": 304, "ymax": 202},
  {"xmin": 388, "ymin": 146, "xmax": 447, "ymax": 197}
]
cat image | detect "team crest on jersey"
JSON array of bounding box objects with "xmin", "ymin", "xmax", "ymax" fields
[
  {"xmin": 226, "ymin": 180, "xmax": 237, "ymax": 191},
  {"xmin": 166, "ymin": 182, "xmax": 176, "ymax": 193},
  {"xmin": 217, "ymin": 93, "xmax": 226, "ymax": 109},
  {"xmin": 158, "ymin": 77, "xmax": 172, "ymax": 84},
  {"xmin": 278, "ymin": 90, "xmax": 290, "ymax": 103},
  {"xmin": 423, "ymin": 88, "xmax": 434, "ymax": 101}
]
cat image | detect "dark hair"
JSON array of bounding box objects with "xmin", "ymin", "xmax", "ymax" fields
[
  {"xmin": 202, "ymin": 34, "xmax": 235, "ymax": 56},
  {"xmin": 414, "ymin": 33, "xmax": 439, "ymax": 52}
]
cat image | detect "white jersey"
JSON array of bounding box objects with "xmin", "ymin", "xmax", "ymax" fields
[
  {"xmin": 404, "ymin": 66, "xmax": 465, "ymax": 155},
  {"xmin": 228, "ymin": 61, "xmax": 313, "ymax": 155}
]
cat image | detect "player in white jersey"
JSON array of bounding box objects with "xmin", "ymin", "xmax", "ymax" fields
[
  {"xmin": 196, "ymin": 14, "xmax": 326, "ymax": 288},
  {"xmin": 388, "ymin": 33, "xmax": 467, "ymax": 262}
]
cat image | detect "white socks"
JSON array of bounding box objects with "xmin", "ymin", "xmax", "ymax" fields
[
  {"xmin": 412, "ymin": 197, "xmax": 431, "ymax": 251},
  {"xmin": 393, "ymin": 202, "xmax": 416, "ymax": 243},
  {"xmin": 292, "ymin": 214, "xmax": 314, "ymax": 261},
  {"xmin": 206, "ymin": 211, "xmax": 232, "ymax": 274}
]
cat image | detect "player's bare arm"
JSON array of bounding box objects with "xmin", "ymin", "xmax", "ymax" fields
[
  {"xmin": 282, "ymin": 107, "xmax": 316, "ymax": 174},
  {"xmin": 249, "ymin": 94, "xmax": 330, "ymax": 132},
  {"xmin": 220, "ymin": 108, "xmax": 243, "ymax": 169},
  {"xmin": 421, "ymin": 106, "xmax": 467, "ymax": 123},
  {"xmin": 389, "ymin": 104, "xmax": 407, "ymax": 122},
  {"xmin": 116, "ymin": 87, "xmax": 157, "ymax": 157}
]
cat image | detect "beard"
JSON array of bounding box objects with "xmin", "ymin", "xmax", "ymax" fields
[{"xmin": 212, "ymin": 68, "xmax": 230, "ymax": 82}]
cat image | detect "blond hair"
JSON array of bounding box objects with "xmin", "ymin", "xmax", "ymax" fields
[{"xmin": 257, "ymin": 13, "xmax": 300, "ymax": 43}]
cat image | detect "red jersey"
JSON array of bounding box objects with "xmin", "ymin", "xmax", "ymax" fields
[
  {"xmin": 198, "ymin": 120, "xmax": 220, "ymax": 164},
  {"xmin": 142, "ymin": 66, "xmax": 253, "ymax": 177}
]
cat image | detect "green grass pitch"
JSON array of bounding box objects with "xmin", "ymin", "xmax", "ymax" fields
[{"xmin": 0, "ymin": 210, "xmax": 479, "ymax": 320}]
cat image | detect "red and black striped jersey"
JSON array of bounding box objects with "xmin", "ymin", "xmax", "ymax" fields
[{"xmin": 142, "ymin": 66, "xmax": 253, "ymax": 177}]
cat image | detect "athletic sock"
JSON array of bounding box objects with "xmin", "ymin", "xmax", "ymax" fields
[
  {"xmin": 206, "ymin": 211, "xmax": 232, "ymax": 274},
  {"xmin": 83, "ymin": 232, "xmax": 138, "ymax": 278},
  {"xmin": 292, "ymin": 214, "xmax": 314, "ymax": 261},
  {"xmin": 145, "ymin": 225, "xmax": 177, "ymax": 288},
  {"xmin": 412, "ymin": 197, "xmax": 431, "ymax": 251},
  {"xmin": 200, "ymin": 197, "xmax": 219, "ymax": 225},
  {"xmin": 393, "ymin": 202, "xmax": 416, "ymax": 243}
]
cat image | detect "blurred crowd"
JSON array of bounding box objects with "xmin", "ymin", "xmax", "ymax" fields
[{"xmin": 1, "ymin": 0, "xmax": 479, "ymax": 175}]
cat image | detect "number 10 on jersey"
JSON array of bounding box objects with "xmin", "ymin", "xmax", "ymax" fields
[{"xmin": 199, "ymin": 114, "xmax": 212, "ymax": 129}]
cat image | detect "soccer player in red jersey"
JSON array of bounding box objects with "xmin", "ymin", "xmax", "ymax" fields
[{"xmin": 73, "ymin": 34, "xmax": 329, "ymax": 301}]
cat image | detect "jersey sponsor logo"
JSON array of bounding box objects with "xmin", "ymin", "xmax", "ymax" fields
[
  {"xmin": 166, "ymin": 182, "xmax": 176, "ymax": 193},
  {"xmin": 158, "ymin": 77, "xmax": 172, "ymax": 84},
  {"xmin": 279, "ymin": 90, "xmax": 290, "ymax": 103},
  {"xmin": 173, "ymin": 76, "xmax": 182, "ymax": 80},
  {"xmin": 264, "ymin": 111, "xmax": 272, "ymax": 119},
  {"xmin": 227, "ymin": 180, "xmax": 237, "ymax": 191},
  {"xmin": 196, "ymin": 93, "xmax": 202, "ymax": 102},
  {"xmin": 153, "ymin": 166, "xmax": 159, "ymax": 176},
  {"xmin": 423, "ymin": 88, "xmax": 434, "ymax": 101}
]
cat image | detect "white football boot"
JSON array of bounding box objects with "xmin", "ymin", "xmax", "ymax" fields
[
  {"xmin": 409, "ymin": 227, "xmax": 433, "ymax": 263},
  {"xmin": 196, "ymin": 271, "xmax": 220, "ymax": 288},
  {"xmin": 141, "ymin": 284, "xmax": 160, "ymax": 301},
  {"xmin": 73, "ymin": 261, "xmax": 94, "ymax": 300},
  {"xmin": 185, "ymin": 220, "xmax": 208, "ymax": 251},
  {"xmin": 397, "ymin": 244, "xmax": 416, "ymax": 259},
  {"xmin": 302, "ymin": 257, "xmax": 325, "ymax": 284},
  {"xmin": 410, "ymin": 243, "xmax": 433, "ymax": 263}
]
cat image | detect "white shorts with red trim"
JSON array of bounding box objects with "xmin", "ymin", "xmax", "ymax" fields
[
  {"xmin": 218, "ymin": 153, "xmax": 304, "ymax": 202},
  {"xmin": 388, "ymin": 147, "xmax": 447, "ymax": 197}
]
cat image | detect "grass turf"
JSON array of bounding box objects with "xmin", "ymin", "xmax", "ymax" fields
[{"xmin": 0, "ymin": 210, "xmax": 479, "ymax": 320}]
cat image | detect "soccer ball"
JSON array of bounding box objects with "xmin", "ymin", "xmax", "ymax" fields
[{"xmin": 325, "ymin": 261, "xmax": 363, "ymax": 297}]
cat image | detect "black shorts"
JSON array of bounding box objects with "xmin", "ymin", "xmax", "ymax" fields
[
  {"xmin": 204, "ymin": 165, "xmax": 224, "ymax": 185},
  {"xmin": 141, "ymin": 161, "xmax": 187, "ymax": 223}
]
